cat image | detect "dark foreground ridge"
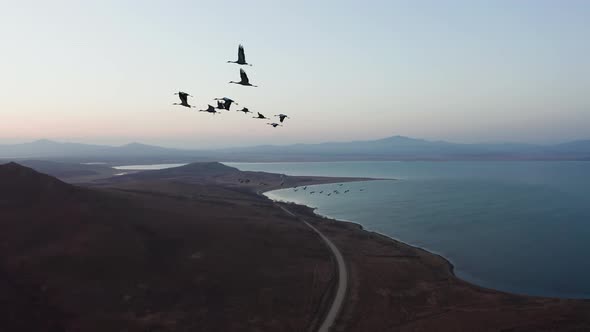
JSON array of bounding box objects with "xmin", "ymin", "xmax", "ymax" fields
[
  {"xmin": 0, "ymin": 162, "xmax": 336, "ymax": 331},
  {"xmin": 0, "ymin": 162, "xmax": 77, "ymax": 204}
]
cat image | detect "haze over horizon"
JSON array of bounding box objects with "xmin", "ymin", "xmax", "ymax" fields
[
  {"xmin": 2, "ymin": 134, "xmax": 590, "ymax": 151},
  {"xmin": 2, "ymin": 0, "xmax": 589, "ymax": 149}
]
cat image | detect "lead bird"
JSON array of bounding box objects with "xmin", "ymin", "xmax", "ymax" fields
[
  {"xmin": 214, "ymin": 97, "xmax": 237, "ymax": 110},
  {"xmin": 227, "ymin": 44, "xmax": 253, "ymax": 66},
  {"xmin": 173, "ymin": 91, "xmax": 194, "ymax": 108},
  {"xmin": 274, "ymin": 114, "xmax": 290, "ymax": 123},
  {"xmin": 267, "ymin": 123, "xmax": 282, "ymax": 128},
  {"xmin": 199, "ymin": 105, "xmax": 221, "ymax": 114},
  {"xmin": 230, "ymin": 68, "xmax": 258, "ymax": 87},
  {"xmin": 253, "ymin": 112, "xmax": 269, "ymax": 119}
]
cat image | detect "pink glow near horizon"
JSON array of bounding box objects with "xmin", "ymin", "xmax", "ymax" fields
[{"xmin": 1, "ymin": 1, "xmax": 589, "ymax": 148}]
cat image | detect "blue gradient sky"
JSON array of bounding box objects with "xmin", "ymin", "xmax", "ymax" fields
[{"xmin": 1, "ymin": 0, "xmax": 589, "ymax": 148}]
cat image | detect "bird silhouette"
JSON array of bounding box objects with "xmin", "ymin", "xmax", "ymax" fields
[
  {"xmin": 216, "ymin": 100, "xmax": 226, "ymax": 110},
  {"xmin": 344, "ymin": 190, "xmax": 350, "ymax": 193},
  {"xmin": 267, "ymin": 123, "xmax": 282, "ymax": 128},
  {"xmin": 173, "ymin": 92, "xmax": 195, "ymax": 108},
  {"xmin": 227, "ymin": 44, "xmax": 253, "ymax": 66},
  {"xmin": 214, "ymin": 97, "xmax": 237, "ymax": 110},
  {"xmin": 230, "ymin": 68, "xmax": 258, "ymax": 87},
  {"xmin": 237, "ymin": 107, "xmax": 252, "ymax": 114},
  {"xmin": 274, "ymin": 114, "xmax": 290, "ymax": 123},
  {"xmin": 199, "ymin": 105, "xmax": 221, "ymax": 114},
  {"xmin": 253, "ymin": 112, "xmax": 269, "ymax": 119}
]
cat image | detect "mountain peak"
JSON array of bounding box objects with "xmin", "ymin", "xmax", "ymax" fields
[
  {"xmin": 378, "ymin": 135, "xmax": 421, "ymax": 142},
  {"xmin": 122, "ymin": 142, "xmax": 147, "ymax": 147},
  {"xmin": 0, "ymin": 162, "xmax": 75, "ymax": 204},
  {"xmin": 31, "ymin": 139, "xmax": 59, "ymax": 145},
  {"xmin": 0, "ymin": 161, "xmax": 39, "ymax": 174}
]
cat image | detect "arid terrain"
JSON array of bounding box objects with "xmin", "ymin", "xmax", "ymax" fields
[
  {"xmin": 0, "ymin": 162, "xmax": 341, "ymax": 331},
  {"xmin": 1, "ymin": 161, "xmax": 590, "ymax": 331}
]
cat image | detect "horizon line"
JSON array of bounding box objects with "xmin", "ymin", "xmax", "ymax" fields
[{"xmin": 0, "ymin": 135, "xmax": 589, "ymax": 151}]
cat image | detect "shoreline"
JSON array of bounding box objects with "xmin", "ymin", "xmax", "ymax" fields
[{"xmin": 261, "ymin": 181, "xmax": 590, "ymax": 301}]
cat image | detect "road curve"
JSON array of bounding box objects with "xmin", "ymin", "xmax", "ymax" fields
[{"xmin": 277, "ymin": 205, "xmax": 347, "ymax": 332}]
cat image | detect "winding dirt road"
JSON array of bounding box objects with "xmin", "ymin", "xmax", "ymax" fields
[{"xmin": 277, "ymin": 205, "xmax": 347, "ymax": 332}]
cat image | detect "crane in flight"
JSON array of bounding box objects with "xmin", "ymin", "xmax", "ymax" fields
[
  {"xmin": 227, "ymin": 44, "xmax": 253, "ymax": 66},
  {"xmin": 214, "ymin": 97, "xmax": 237, "ymax": 110},
  {"xmin": 253, "ymin": 112, "xmax": 269, "ymax": 119},
  {"xmin": 230, "ymin": 69, "xmax": 258, "ymax": 87},
  {"xmin": 237, "ymin": 107, "xmax": 252, "ymax": 114},
  {"xmin": 199, "ymin": 105, "xmax": 221, "ymax": 114},
  {"xmin": 267, "ymin": 123, "xmax": 283, "ymax": 128},
  {"xmin": 173, "ymin": 91, "xmax": 194, "ymax": 108},
  {"xmin": 215, "ymin": 100, "xmax": 226, "ymax": 110},
  {"xmin": 274, "ymin": 114, "xmax": 290, "ymax": 123}
]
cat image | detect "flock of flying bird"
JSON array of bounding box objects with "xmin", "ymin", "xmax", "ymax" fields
[
  {"xmin": 293, "ymin": 183, "xmax": 366, "ymax": 197},
  {"xmin": 173, "ymin": 45, "xmax": 290, "ymax": 128}
]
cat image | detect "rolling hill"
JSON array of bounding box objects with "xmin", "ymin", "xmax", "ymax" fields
[{"xmin": 0, "ymin": 162, "xmax": 334, "ymax": 331}]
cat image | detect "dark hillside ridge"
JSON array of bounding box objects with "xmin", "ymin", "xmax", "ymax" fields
[
  {"xmin": 110, "ymin": 162, "xmax": 240, "ymax": 182},
  {"xmin": 0, "ymin": 162, "xmax": 77, "ymax": 204}
]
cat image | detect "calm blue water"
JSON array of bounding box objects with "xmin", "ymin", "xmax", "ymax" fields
[
  {"xmin": 226, "ymin": 161, "xmax": 590, "ymax": 299},
  {"xmin": 113, "ymin": 163, "xmax": 187, "ymax": 170}
]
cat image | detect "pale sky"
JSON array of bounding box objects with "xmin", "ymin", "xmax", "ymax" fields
[{"xmin": 1, "ymin": 0, "xmax": 589, "ymax": 148}]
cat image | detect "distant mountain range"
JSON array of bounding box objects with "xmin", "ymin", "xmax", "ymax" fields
[
  {"xmin": 1, "ymin": 136, "xmax": 590, "ymax": 162},
  {"xmin": 0, "ymin": 139, "xmax": 205, "ymax": 161}
]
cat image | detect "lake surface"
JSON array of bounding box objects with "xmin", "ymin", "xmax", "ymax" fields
[
  {"xmin": 227, "ymin": 161, "xmax": 590, "ymax": 299},
  {"xmin": 113, "ymin": 163, "xmax": 187, "ymax": 170}
]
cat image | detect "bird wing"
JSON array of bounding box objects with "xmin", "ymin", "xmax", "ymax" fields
[
  {"xmin": 240, "ymin": 68, "xmax": 250, "ymax": 84},
  {"xmin": 217, "ymin": 101, "xmax": 225, "ymax": 108},
  {"xmin": 279, "ymin": 115, "xmax": 286, "ymax": 122},
  {"xmin": 208, "ymin": 105, "xmax": 215, "ymax": 112},
  {"xmin": 257, "ymin": 112, "xmax": 264, "ymax": 118},
  {"xmin": 224, "ymin": 100, "xmax": 233, "ymax": 110},
  {"xmin": 178, "ymin": 93, "xmax": 188, "ymax": 104},
  {"xmin": 238, "ymin": 45, "xmax": 246, "ymax": 63}
]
